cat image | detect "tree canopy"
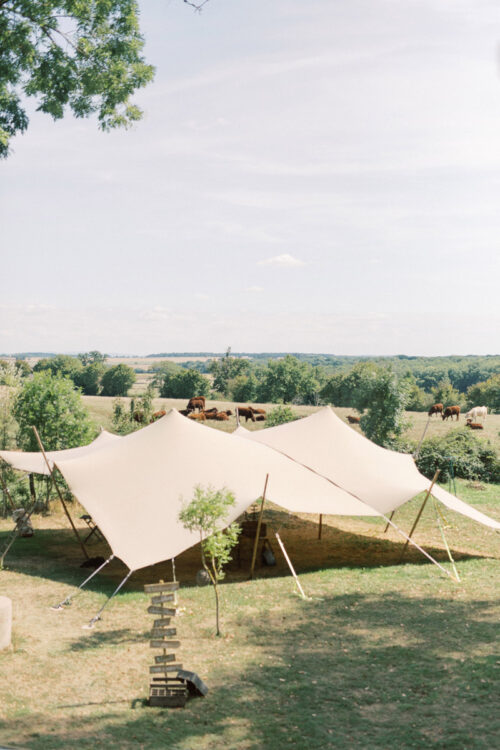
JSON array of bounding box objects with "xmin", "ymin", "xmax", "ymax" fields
[{"xmin": 0, "ymin": 0, "xmax": 155, "ymax": 157}]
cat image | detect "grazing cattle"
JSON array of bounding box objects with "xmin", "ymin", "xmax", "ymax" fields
[
  {"xmin": 442, "ymin": 406, "xmax": 460, "ymax": 421},
  {"xmin": 428, "ymin": 403, "xmax": 443, "ymax": 417},
  {"xmin": 133, "ymin": 410, "xmax": 145, "ymax": 423},
  {"xmin": 187, "ymin": 396, "xmax": 206, "ymax": 412},
  {"xmin": 236, "ymin": 406, "xmax": 256, "ymax": 422},
  {"xmin": 179, "ymin": 408, "xmax": 193, "ymax": 417},
  {"xmin": 150, "ymin": 410, "xmax": 166, "ymax": 422},
  {"xmin": 252, "ymin": 408, "xmax": 267, "ymax": 417},
  {"xmin": 225, "ymin": 410, "xmax": 233, "ymax": 416},
  {"xmin": 465, "ymin": 421, "xmax": 484, "ymax": 430},
  {"xmin": 347, "ymin": 415, "xmax": 360, "ymax": 424},
  {"xmin": 214, "ymin": 412, "xmax": 229, "ymax": 421},
  {"xmin": 188, "ymin": 411, "xmax": 206, "ymax": 421},
  {"xmin": 255, "ymin": 415, "xmax": 266, "ymax": 421},
  {"xmin": 465, "ymin": 406, "xmax": 488, "ymax": 421},
  {"xmin": 203, "ymin": 408, "xmax": 218, "ymax": 416}
]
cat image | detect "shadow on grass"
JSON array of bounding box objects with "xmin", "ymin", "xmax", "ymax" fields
[
  {"xmin": 67, "ymin": 628, "xmax": 147, "ymax": 652},
  {"xmin": 0, "ymin": 591, "xmax": 498, "ymax": 749},
  {"xmin": 0, "ymin": 505, "xmax": 489, "ymax": 596}
]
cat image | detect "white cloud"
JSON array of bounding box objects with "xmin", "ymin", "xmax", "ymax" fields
[{"xmin": 258, "ymin": 254, "xmax": 305, "ymax": 267}]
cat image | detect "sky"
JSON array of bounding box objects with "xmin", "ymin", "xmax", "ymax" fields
[{"xmin": 1, "ymin": 0, "xmax": 500, "ymax": 356}]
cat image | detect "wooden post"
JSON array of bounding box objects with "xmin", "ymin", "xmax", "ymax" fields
[
  {"xmin": 383, "ymin": 510, "xmax": 395, "ymax": 533},
  {"xmin": 318, "ymin": 514, "xmax": 323, "ymax": 540},
  {"xmin": 236, "ymin": 408, "xmax": 240, "ymax": 427},
  {"xmin": 413, "ymin": 416, "xmax": 431, "ymax": 460},
  {"xmin": 0, "ymin": 466, "xmax": 15, "ymax": 511},
  {"xmin": 32, "ymin": 426, "xmax": 89, "ymax": 560},
  {"xmin": 399, "ymin": 469, "xmax": 440, "ymax": 563},
  {"xmin": 275, "ymin": 532, "xmax": 307, "ymax": 600},
  {"xmin": 249, "ymin": 474, "xmax": 269, "ymax": 580}
]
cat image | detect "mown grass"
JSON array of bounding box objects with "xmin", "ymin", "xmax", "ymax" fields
[{"xmin": 0, "ymin": 482, "xmax": 499, "ymax": 749}]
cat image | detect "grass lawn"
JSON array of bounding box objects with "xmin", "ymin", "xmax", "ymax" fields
[{"xmin": 1, "ymin": 480, "xmax": 499, "ymax": 749}]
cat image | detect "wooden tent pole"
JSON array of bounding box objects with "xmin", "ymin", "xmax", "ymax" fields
[
  {"xmin": 383, "ymin": 510, "xmax": 395, "ymax": 533},
  {"xmin": 0, "ymin": 464, "xmax": 16, "ymax": 511},
  {"xmin": 249, "ymin": 473, "xmax": 269, "ymax": 580},
  {"xmin": 413, "ymin": 416, "xmax": 431, "ymax": 460},
  {"xmin": 399, "ymin": 469, "xmax": 440, "ymax": 563},
  {"xmin": 32, "ymin": 426, "xmax": 89, "ymax": 560},
  {"xmin": 274, "ymin": 532, "xmax": 307, "ymax": 600},
  {"xmin": 236, "ymin": 407, "xmax": 240, "ymax": 427},
  {"xmin": 318, "ymin": 514, "xmax": 323, "ymax": 540}
]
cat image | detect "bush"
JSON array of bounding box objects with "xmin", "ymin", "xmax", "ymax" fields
[
  {"xmin": 266, "ymin": 405, "xmax": 300, "ymax": 427},
  {"xmin": 415, "ymin": 428, "xmax": 500, "ymax": 483}
]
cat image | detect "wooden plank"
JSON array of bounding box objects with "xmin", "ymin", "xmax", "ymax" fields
[
  {"xmin": 154, "ymin": 654, "xmax": 176, "ymax": 664},
  {"xmin": 150, "ymin": 640, "xmax": 181, "ymax": 650},
  {"xmin": 151, "ymin": 593, "xmax": 175, "ymax": 605},
  {"xmin": 149, "ymin": 664, "xmax": 183, "ymax": 674},
  {"xmin": 144, "ymin": 582, "xmax": 180, "ymax": 594},
  {"xmin": 153, "ymin": 618, "xmax": 171, "ymax": 628},
  {"xmin": 147, "ymin": 606, "xmax": 177, "ymax": 616},
  {"xmin": 151, "ymin": 627, "xmax": 177, "ymax": 638}
]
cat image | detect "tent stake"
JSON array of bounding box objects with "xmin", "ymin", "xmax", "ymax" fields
[
  {"xmin": 318, "ymin": 514, "xmax": 323, "ymax": 540},
  {"xmin": 83, "ymin": 568, "xmax": 134, "ymax": 629},
  {"xmin": 274, "ymin": 532, "xmax": 307, "ymax": 600},
  {"xmin": 399, "ymin": 470, "xmax": 440, "ymax": 563},
  {"xmin": 249, "ymin": 473, "xmax": 269, "ymax": 580},
  {"xmin": 51, "ymin": 554, "xmax": 115, "ymax": 610},
  {"xmin": 32, "ymin": 426, "xmax": 89, "ymax": 560}
]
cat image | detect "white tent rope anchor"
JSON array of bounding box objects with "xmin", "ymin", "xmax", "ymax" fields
[{"xmin": 50, "ymin": 554, "xmax": 115, "ymax": 610}]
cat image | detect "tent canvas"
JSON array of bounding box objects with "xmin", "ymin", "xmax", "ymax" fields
[
  {"xmin": 55, "ymin": 410, "xmax": 381, "ymax": 572},
  {"xmin": 234, "ymin": 407, "xmax": 500, "ymax": 531},
  {"xmin": 0, "ymin": 430, "xmax": 120, "ymax": 476}
]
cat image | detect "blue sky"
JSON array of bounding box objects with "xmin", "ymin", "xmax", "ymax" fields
[{"xmin": 1, "ymin": 0, "xmax": 499, "ymax": 355}]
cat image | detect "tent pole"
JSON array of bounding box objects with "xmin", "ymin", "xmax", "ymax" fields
[
  {"xmin": 399, "ymin": 470, "xmax": 440, "ymax": 563},
  {"xmin": 83, "ymin": 568, "xmax": 134, "ymax": 629},
  {"xmin": 0, "ymin": 464, "xmax": 16, "ymax": 511},
  {"xmin": 383, "ymin": 511, "xmax": 395, "ymax": 533},
  {"xmin": 51, "ymin": 554, "xmax": 115, "ymax": 610},
  {"xmin": 236, "ymin": 407, "xmax": 240, "ymax": 427},
  {"xmin": 274, "ymin": 532, "xmax": 307, "ymax": 600},
  {"xmin": 32, "ymin": 426, "xmax": 89, "ymax": 560},
  {"xmin": 318, "ymin": 514, "xmax": 323, "ymax": 540},
  {"xmin": 413, "ymin": 416, "xmax": 431, "ymax": 460},
  {"xmin": 249, "ymin": 473, "xmax": 269, "ymax": 580}
]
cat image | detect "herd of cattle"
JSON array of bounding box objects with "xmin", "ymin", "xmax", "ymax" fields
[
  {"xmin": 347, "ymin": 404, "xmax": 489, "ymax": 430},
  {"xmin": 147, "ymin": 396, "xmax": 267, "ymax": 424}
]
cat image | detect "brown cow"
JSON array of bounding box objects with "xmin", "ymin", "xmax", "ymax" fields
[
  {"xmin": 465, "ymin": 421, "xmax": 483, "ymax": 430},
  {"xmin": 347, "ymin": 415, "xmax": 360, "ymax": 424},
  {"xmin": 179, "ymin": 408, "xmax": 193, "ymax": 416},
  {"xmin": 255, "ymin": 415, "xmax": 266, "ymax": 421},
  {"xmin": 133, "ymin": 410, "xmax": 145, "ymax": 423},
  {"xmin": 442, "ymin": 406, "xmax": 460, "ymax": 421},
  {"xmin": 236, "ymin": 406, "xmax": 256, "ymax": 422},
  {"xmin": 187, "ymin": 396, "xmax": 206, "ymax": 412},
  {"xmin": 428, "ymin": 403, "xmax": 443, "ymax": 417},
  {"xmin": 214, "ymin": 412, "xmax": 229, "ymax": 421},
  {"xmin": 150, "ymin": 410, "xmax": 166, "ymax": 422},
  {"xmin": 188, "ymin": 411, "xmax": 206, "ymax": 421},
  {"xmin": 252, "ymin": 408, "xmax": 266, "ymax": 417}
]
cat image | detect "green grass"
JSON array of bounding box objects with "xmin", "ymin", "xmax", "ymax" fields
[{"xmin": 0, "ymin": 482, "xmax": 499, "ymax": 749}]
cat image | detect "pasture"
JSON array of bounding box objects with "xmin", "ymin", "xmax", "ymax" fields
[
  {"xmin": 83, "ymin": 395, "xmax": 500, "ymax": 453},
  {"xmin": 0, "ymin": 480, "xmax": 499, "ymax": 749}
]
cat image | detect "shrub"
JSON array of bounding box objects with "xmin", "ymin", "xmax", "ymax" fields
[
  {"xmin": 416, "ymin": 428, "xmax": 500, "ymax": 483},
  {"xmin": 101, "ymin": 364, "xmax": 136, "ymax": 396},
  {"xmin": 266, "ymin": 405, "xmax": 299, "ymax": 427},
  {"xmin": 159, "ymin": 369, "xmax": 210, "ymax": 399}
]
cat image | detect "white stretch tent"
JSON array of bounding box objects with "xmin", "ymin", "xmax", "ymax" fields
[
  {"xmin": 235, "ymin": 407, "xmax": 500, "ymax": 531},
  {"xmin": 55, "ymin": 410, "xmax": 380, "ymax": 571},
  {"xmin": 0, "ymin": 430, "xmax": 120, "ymax": 476}
]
